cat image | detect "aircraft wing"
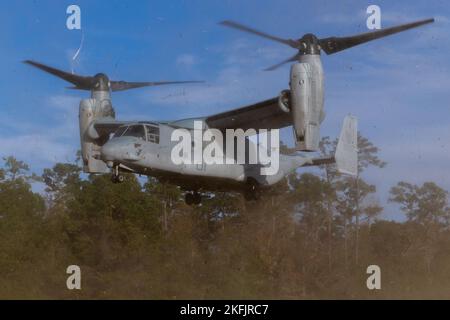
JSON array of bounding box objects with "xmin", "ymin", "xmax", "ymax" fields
[
  {"xmin": 92, "ymin": 96, "xmax": 292, "ymax": 136},
  {"xmin": 205, "ymin": 97, "xmax": 291, "ymax": 131}
]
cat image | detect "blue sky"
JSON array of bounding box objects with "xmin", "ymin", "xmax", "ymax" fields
[{"xmin": 0, "ymin": 0, "xmax": 449, "ymax": 220}]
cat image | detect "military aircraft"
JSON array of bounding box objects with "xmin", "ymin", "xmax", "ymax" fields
[{"xmin": 24, "ymin": 17, "xmax": 434, "ymax": 205}]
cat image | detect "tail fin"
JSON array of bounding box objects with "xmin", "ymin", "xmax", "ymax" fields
[
  {"xmin": 335, "ymin": 115, "xmax": 358, "ymax": 176},
  {"xmin": 277, "ymin": 115, "xmax": 357, "ymax": 182}
]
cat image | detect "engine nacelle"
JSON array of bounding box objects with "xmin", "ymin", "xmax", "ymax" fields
[
  {"xmin": 79, "ymin": 90, "xmax": 115, "ymax": 174},
  {"xmin": 289, "ymin": 56, "xmax": 325, "ymax": 152}
]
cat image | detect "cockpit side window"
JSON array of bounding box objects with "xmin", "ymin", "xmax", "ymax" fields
[
  {"xmin": 113, "ymin": 126, "xmax": 128, "ymax": 138},
  {"xmin": 122, "ymin": 125, "xmax": 146, "ymax": 140},
  {"xmin": 145, "ymin": 125, "xmax": 160, "ymax": 144}
]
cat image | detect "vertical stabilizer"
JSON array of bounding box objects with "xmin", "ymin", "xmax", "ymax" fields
[{"xmin": 335, "ymin": 115, "xmax": 358, "ymax": 176}]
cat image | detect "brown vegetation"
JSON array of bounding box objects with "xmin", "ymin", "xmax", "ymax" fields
[{"xmin": 0, "ymin": 135, "xmax": 449, "ymax": 299}]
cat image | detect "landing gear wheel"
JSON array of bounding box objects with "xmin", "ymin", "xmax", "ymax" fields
[
  {"xmin": 111, "ymin": 165, "xmax": 125, "ymax": 184},
  {"xmin": 193, "ymin": 192, "xmax": 202, "ymax": 205},
  {"xmin": 185, "ymin": 192, "xmax": 202, "ymax": 205},
  {"xmin": 185, "ymin": 193, "xmax": 195, "ymax": 205},
  {"xmin": 117, "ymin": 174, "xmax": 124, "ymax": 183},
  {"xmin": 111, "ymin": 173, "xmax": 125, "ymax": 184}
]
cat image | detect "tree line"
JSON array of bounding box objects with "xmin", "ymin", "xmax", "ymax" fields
[{"xmin": 0, "ymin": 134, "xmax": 449, "ymax": 299}]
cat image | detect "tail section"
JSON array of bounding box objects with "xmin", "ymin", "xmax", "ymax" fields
[
  {"xmin": 335, "ymin": 115, "xmax": 358, "ymax": 176},
  {"xmin": 253, "ymin": 115, "xmax": 358, "ymax": 188},
  {"xmin": 294, "ymin": 115, "xmax": 358, "ymax": 175}
]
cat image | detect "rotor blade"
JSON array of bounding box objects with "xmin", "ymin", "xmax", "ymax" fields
[
  {"xmin": 110, "ymin": 80, "xmax": 204, "ymax": 92},
  {"xmin": 319, "ymin": 18, "xmax": 434, "ymax": 55},
  {"xmin": 264, "ymin": 53, "xmax": 300, "ymax": 71},
  {"xmin": 23, "ymin": 60, "xmax": 94, "ymax": 89},
  {"xmin": 220, "ymin": 20, "xmax": 299, "ymax": 48}
]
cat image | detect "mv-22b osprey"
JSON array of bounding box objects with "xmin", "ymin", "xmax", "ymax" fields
[{"xmin": 25, "ymin": 18, "xmax": 433, "ymax": 205}]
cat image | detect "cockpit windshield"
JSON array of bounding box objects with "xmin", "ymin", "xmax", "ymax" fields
[
  {"xmin": 123, "ymin": 125, "xmax": 146, "ymax": 140},
  {"xmin": 113, "ymin": 125, "xmax": 146, "ymax": 140},
  {"xmin": 113, "ymin": 126, "xmax": 128, "ymax": 138}
]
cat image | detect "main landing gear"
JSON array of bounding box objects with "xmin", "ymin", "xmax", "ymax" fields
[
  {"xmin": 111, "ymin": 174, "xmax": 124, "ymax": 183},
  {"xmin": 185, "ymin": 192, "xmax": 202, "ymax": 205},
  {"xmin": 244, "ymin": 178, "xmax": 261, "ymax": 201},
  {"xmin": 111, "ymin": 166, "xmax": 125, "ymax": 184}
]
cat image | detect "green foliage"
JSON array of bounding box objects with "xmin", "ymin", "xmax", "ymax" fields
[
  {"xmin": 390, "ymin": 181, "xmax": 450, "ymax": 225},
  {"xmin": 357, "ymin": 133, "xmax": 386, "ymax": 172}
]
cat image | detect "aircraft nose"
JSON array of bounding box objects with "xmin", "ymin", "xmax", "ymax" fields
[{"xmin": 101, "ymin": 141, "xmax": 118, "ymax": 162}]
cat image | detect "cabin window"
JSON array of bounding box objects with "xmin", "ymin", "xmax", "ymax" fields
[
  {"xmin": 145, "ymin": 125, "xmax": 160, "ymax": 144},
  {"xmin": 122, "ymin": 125, "xmax": 146, "ymax": 140}
]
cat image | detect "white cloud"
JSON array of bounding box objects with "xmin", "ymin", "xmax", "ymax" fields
[
  {"xmin": 0, "ymin": 134, "xmax": 76, "ymax": 166},
  {"xmin": 143, "ymin": 39, "xmax": 289, "ymax": 117},
  {"xmin": 0, "ymin": 94, "xmax": 80, "ymax": 171},
  {"xmin": 319, "ymin": 11, "xmax": 364, "ymax": 25},
  {"xmin": 48, "ymin": 95, "xmax": 80, "ymax": 111}
]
